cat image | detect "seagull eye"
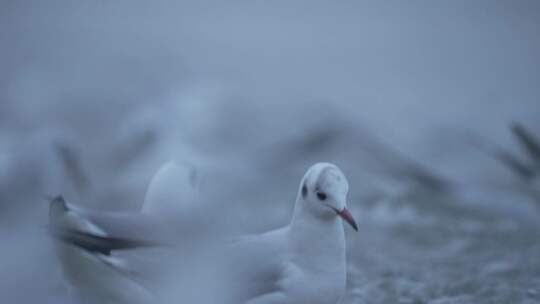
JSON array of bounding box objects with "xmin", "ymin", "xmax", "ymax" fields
[{"xmin": 316, "ymin": 192, "xmax": 327, "ymax": 201}]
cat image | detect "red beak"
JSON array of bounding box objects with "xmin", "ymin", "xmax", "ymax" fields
[{"xmin": 336, "ymin": 207, "xmax": 358, "ymax": 231}]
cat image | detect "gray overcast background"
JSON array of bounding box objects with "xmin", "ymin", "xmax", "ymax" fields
[{"xmin": 1, "ymin": 1, "xmax": 540, "ymax": 303}]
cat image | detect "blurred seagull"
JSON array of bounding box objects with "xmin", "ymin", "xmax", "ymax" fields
[
  {"xmin": 511, "ymin": 123, "xmax": 540, "ymax": 165},
  {"xmin": 49, "ymin": 161, "xmax": 198, "ymax": 304},
  {"xmin": 472, "ymin": 123, "xmax": 540, "ymax": 183},
  {"xmin": 49, "ymin": 195, "xmax": 160, "ymax": 304},
  {"xmin": 226, "ymin": 162, "xmax": 357, "ymax": 304},
  {"xmin": 470, "ymin": 124, "xmax": 540, "ymax": 202}
]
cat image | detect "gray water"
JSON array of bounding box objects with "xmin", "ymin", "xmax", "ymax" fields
[{"xmin": 1, "ymin": 1, "xmax": 540, "ymax": 303}]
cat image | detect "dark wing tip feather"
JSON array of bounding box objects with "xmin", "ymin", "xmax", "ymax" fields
[
  {"xmin": 51, "ymin": 228, "xmax": 165, "ymax": 256},
  {"xmin": 511, "ymin": 122, "xmax": 540, "ymax": 162}
]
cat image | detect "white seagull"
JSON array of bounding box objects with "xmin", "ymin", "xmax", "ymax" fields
[{"xmin": 225, "ymin": 162, "xmax": 357, "ymax": 304}]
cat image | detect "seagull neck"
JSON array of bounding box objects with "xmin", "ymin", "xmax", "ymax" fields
[{"xmin": 289, "ymin": 198, "xmax": 346, "ymax": 269}]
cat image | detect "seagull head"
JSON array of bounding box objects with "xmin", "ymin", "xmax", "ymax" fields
[{"xmin": 298, "ymin": 163, "xmax": 357, "ymax": 231}]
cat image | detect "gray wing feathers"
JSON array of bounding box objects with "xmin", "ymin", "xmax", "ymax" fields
[
  {"xmin": 49, "ymin": 196, "xmax": 165, "ymax": 255},
  {"xmin": 50, "ymin": 227, "xmax": 163, "ymax": 255}
]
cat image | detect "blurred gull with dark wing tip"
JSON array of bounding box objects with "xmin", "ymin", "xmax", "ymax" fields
[
  {"xmin": 49, "ymin": 196, "xmax": 159, "ymax": 304},
  {"xmin": 470, "ymin": 123, "xmax": 540, "ymax": 206},
  {"xmin": 48, "ymin": 161, "xmax": 199, "ymax": 304}
]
